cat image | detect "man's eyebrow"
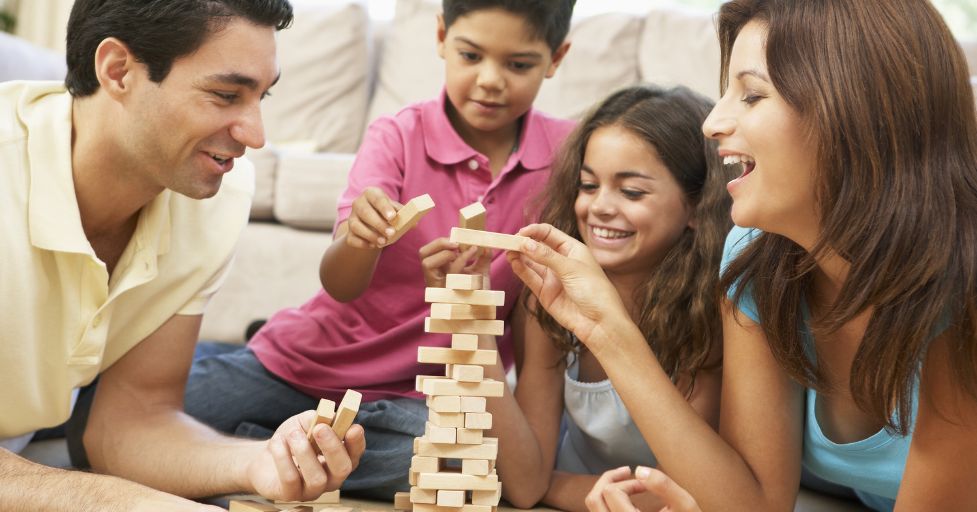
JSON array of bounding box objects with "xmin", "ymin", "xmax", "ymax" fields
[
  {"xmin": 206, "ymin": 72, "xmax": 281, "ymax": 90},
  {"xmin": 454, "ymin": 36, "xmax": 543, "ymax": 60}
]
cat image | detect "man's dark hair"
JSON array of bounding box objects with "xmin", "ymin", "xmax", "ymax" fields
[
  {"xmin": 442, "ymin": 0, "xmax": 575, "ymax": 54},
  {"xmin": 65, "ymin": 0, "xmax": 293, "ymax": 97}
]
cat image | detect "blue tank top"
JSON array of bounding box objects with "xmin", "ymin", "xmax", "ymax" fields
[{"xmin": 722, "ymin": 226, "xmax": 909, "ymax": 511}]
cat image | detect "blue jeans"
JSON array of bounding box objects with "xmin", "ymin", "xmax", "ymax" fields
[{"xmin": 184, "ymin": 343, "xmax": 427, "ymax": 499}]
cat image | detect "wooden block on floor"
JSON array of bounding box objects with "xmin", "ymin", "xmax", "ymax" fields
[
  {"xmin": 462, "ymin": 459, "xmax": 490, "ymax": 476},
  {"xmin": 445, "ymin": 273, "xmax": 483, "ymax": 290},
  {"xmin": 307, "ymin": 398, "xmax": 336, "ymax": 446},
  {"xmin": 393, "ymin": 491, "xmax": 412, "ymax": 510},
  {"xmin": 429, "ymin": 410, "xmax": 466, "ymax": 428},
  {"xmin": 412, "ymin": 504, "xmax": 492, "ymax": 512},
  {"xmin": 471, "ymin": 485, "xmax": 502, "ymax": 506},
  {"xmin": 274, "ymin": 490, "xmax": 341, "ymax": 506},
  {"xmin": 384, "ymin": 194, "xmax": 435, "ymax": 246},
  {"xmin": 409, "ymin": 469, "xmax": 418, "ymax": 485},
  {"xmin": 430, "ymin": 303, "xmax": 497, "ymax": 321},
  {"xmin": 459, "ymin": 202, "xmax": 487, "ymax": 231},
  {"xmin": 425, "ymin": 318, "xmax": 504, "ymax": 336},
  {"xmin": 427, "ymin": 395, "xmax": 462, "ymax": 412},
  {"xmin": 425, "ymin": 288, "xmax": 505, "ymax": 306},
  {"xmin": 279, "ymin": 507, "xmax": 314, "ymax": 512},
  {"xmin": 423, "ymin": 378, "xmax": 504, "ymax": 397},
  {"xmin": 450, "ymin": 364, "xmax": 484, "ymax": 383},
  {"xmin": 410, "ymin": 486, "xmax": 438, "ymax": 504},
  {"xmin": 449, "ymin": 227, "xmax": 529, "ymax": 252},
  {"xmin": 455, "ymin": 427, "xmax": 483, "ymax": 444},
  {"xmin": 411, "ymin": 455, "xmax": 441, "ymax": 473},
  {"xmin": 460, "ymin": 396, "xmax": 486, "ymax": 413},
  {"xmin": 415, "ymin": 437, "xmax": 498, "ymax": 460},
  {"xmin": 229, "ymin": 501, "xmax": 279, "ymax": 512},
  {"xmin": 331, "ymin": 389, "xmax": 362, "ymax": 440},
  {"xmin": 425, "ymin": 421, "xmax": 457, "ymax": 444},
  {"xmin": 418, "ymin": 347, "xmax": 497, "ymax": 366},
  {"xmin": 465, "ymin": 412, "xmax": 492, "ymax": 430},
  {"xmin": 437, "ymin": 490, "xmax": 466, "ymax": 508},
  {"xmin": 416, "ymin": 471, "xmax": 499, "ymax": 491},
  {"xmin": 450, "ymin": 333, "xmax": 479, "ymax": 351}
]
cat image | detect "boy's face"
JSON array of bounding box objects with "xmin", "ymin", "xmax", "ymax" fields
[{"xmin": 437, "ymin": 8, "xmax": 568, "ymax": 139}]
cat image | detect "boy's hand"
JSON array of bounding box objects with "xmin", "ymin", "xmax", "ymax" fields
[
  {"xmin": 419, "ymin": 237, "xmax": 491, "ymax": 288},
  {"xmin": 345, "ymin": 187, "xmax": 401, "ymax": 249}
]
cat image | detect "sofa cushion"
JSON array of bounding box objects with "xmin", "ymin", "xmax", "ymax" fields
[
  {"xmin": 243, "ymin": 146, "xmax": 278, "ymax": 220},
  {"xmin": 273, "ymin": 152, "xmax": 355, "ymax": 231},
  {"xmin": 639, "ymin": 7, "xmax": 721, "ymax": 100},
  {"xmin": 261, "ymin": 0, "xmax": 370, "ymax": 152}
]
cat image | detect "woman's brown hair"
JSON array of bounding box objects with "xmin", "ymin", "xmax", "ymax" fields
[
  {"xmin": 718, "ymin": 0, "xmax": 977, "ymax": 434},
  {"xmin": 531, "ymin": 84, "xmax": 733, "ymax": 385}
]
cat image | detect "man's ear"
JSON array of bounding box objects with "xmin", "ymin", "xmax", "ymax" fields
[
  {"xmin": 436, "ymin": 14, "xmax": 447, "ymax": 59},
  {"xmin": 545, "ymin": 40, "xmax": 571, "ymax": 78},
  {"xmin": 93, "ymin": 37, "xmax": 137, "ymax": 99}
]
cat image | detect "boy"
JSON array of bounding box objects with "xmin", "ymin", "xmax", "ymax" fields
[{"xmin": 185, "ymin": 0, "xmax": 576, "ymax": 497}]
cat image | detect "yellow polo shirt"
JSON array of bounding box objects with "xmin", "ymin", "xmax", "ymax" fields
[{"xmin": 0, "ymin": 81, "xmax": 254, "ymax": 437}]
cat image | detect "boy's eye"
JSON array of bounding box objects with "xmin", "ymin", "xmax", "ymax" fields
[
  {"xmin": 460, "ymin": 51, "xmax": 479, "ymax": 62},
  {"xmin": 510, "ymin": 61, "xmax": 534, "ymax": 71}
]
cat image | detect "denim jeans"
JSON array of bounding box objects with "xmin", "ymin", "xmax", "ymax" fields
[{"xmin": 184, "ymin": 343, "xmax": 427, "ymax": 499}]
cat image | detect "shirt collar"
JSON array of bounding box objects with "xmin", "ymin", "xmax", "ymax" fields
[{"xmin": 421, "ymin": 88, "xmax": 557, "ymax": 171}]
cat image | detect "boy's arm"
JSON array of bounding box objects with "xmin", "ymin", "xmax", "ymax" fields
[{"xmin": 319, "ymin": 220, "xmax": 383, "ymax": 302}]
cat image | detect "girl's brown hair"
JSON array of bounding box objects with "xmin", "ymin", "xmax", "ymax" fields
[
  {"xmin": 531, "ymin": 84, "xmax": 733, "ymax": 385},
  {"xmin": 718, "ymin": 0, "xmax": 977, "ymax": 433}
]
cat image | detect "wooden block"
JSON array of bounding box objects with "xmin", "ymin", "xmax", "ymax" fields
[
  {"xmin": 450, "ymin": 333, "xmax": 479, "ymax": 351},
  {"xmin": 425, "ymin": 288, "xmax": 505, "ymax": 306},
  {"xmin": 274, "ymin": 491, "xmax": 341, "ymax": 505},
  {"xmin": 425, "ymin": 421, "xmax": 457, "ymax": 444},
  {"xmin": 416, "ymin": 375, "xmax": 439, "ymax": 393},
  {"xmin": 384, "ymin": 194, "xmax": 435, "ymax": 246},
  {"xmin": 445, "ymin": 273, "xmax": 483, "ymax": 290},
  {"xmin": 427, "ymin": 395, "xmax": 462, "ymax": 412},
  {"xmin": 416, "ymin": 437, "xmax": 498, "ymax": 460},
  {"xmin": 460, "ymin": 396, "xmax": 486, "ymax": 413},
  {"xmin": 409, "ymin": 469, "xmax": 418, "ymax": 485},
  {"xmin": 455, "ymin": 427, "xmax": 483, "ymax": 444},
  {"xmin": 451, "ymin": 364, "xmax": 484, "ymax": 383},
  {"xmin": 459, "ymin": 202, "xmax": 487, "ymax": 231},
  {"xmin": 393, "ymin": 491, "xmax": 412, "ymax": 510},
  {"xmin": 279, "ymin": 507, "xmax": 314, "ymax": 512},
  {"xmin": 229, "ymin": 501, "xmax": 279, "ymax": 512},
  {"xmin": 410, "ymin": 487, "xmax": 438, "ymax": 504},
  {"xmin": 412, "ymin": 505, "xmax": 492, "ymax": 512},
  {"xmin": 307, "ymin": 399, "xmax": 336, "ymax": 445},
  {"xmin": 449, "ymin": 227, "xmax": 529, "ymax": 252},
  {"xmin": 437, "ymin": 490, "xmax": 466, "ymax": 508},
  {"xmin": 425, "ymin": 318, "xmax": 504, "ymax": 336},
  {"xmin": 411, "ymin": 455, "xmax": 441, "ymax": 473},
  {"xmin": 331, "ymin": 389, "xmax": 362, "ymax": 440},
  {"xmin": 429, "ymin": 410, "xmax": 466, "ymax": 428},
  {"xmin": 465, "ymin": 412, "xmax": 492, "ymax": 430},
  {"xmin": 430, "ymin": 303, "xmax": 497, "ymax": 321},
  {"xmin": 416, "ymin": 472, "xmax": 499, "ymax": 491},
  {"xmin": 462, "ymin": 459, "xmax": 490, "ymax": 476},
  {"xmin": 423, "ymin": 378, "xmax": 504, "ymax": 397},
  {"xmin": 418, "ymin": 347, "xmax": 497, "ymax": 366},
  {"xmin": 471, "ymin": 485, "xmax": 502, "ymax": 506},
  {"xmin": 483, "ymin": 437, "xmax": 498, "ymax": 444}
]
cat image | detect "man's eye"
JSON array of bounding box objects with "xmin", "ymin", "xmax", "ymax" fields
[{"xmin": 213, "ymin": 92, "xmax": 237, "ymax": 101}]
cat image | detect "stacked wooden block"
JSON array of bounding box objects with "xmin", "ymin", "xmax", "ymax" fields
[{"xmin": 393, "ymin": 272, "xmax": 505, "ymax": 512}]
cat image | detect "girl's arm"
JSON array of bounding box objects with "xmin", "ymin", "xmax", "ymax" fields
[
  {"xmin": 895, "ymin": 332, "xmax": 977, "ymax": 509},
  {"xmin": 483, "ymin": 303, "xmax": 566, "ymax": 508}
]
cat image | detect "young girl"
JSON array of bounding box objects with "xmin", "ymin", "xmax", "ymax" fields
[
  {"xmin": 508, "ymin": 1, "xmax": 977, "ymax": 510},
  {"xmin": 451, "ymin": 84, "xmax": 732, "ymax": 510}
]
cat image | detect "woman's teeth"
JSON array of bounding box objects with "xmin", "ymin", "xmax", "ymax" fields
[
  {"xmin": 592, "ymin": 226, "xmax": 633, "ymax": 239},
  {"xmin": 723, "ymin": 155, "xmax": 755, "ymax": 166}
]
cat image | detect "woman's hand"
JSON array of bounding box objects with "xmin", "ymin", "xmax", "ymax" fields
[{"xmin": 586, "ymin": 466, "xmax": 701, "ymax": 512}]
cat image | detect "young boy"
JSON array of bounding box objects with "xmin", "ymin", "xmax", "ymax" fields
[{"xmin": 184, "ymin": 0, "xmax": 576, "ymax": 497}]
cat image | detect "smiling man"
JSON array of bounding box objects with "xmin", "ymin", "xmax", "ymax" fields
[{"xmin": 0, "ymin": 1, "xmax": 364, "ymax": 510}]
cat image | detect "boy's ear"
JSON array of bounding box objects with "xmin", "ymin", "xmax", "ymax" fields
[
  {"xmin": 545, "ymin": 41, "xmax": 571, "ymax": 78},
  {"xmin": 436, "ymin": 14, "xmax": 447, "ymax": 59},
  {"xmin": 94, "ymin": 37, "xmax": 139, "ymax": 100}
]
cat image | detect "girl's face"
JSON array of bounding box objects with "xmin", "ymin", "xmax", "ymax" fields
[
  {"xmin": 701, "ymin": 21, "xmax": 820, "ymax": 245},
  {"xmin": 574, "ymin": 125, "xmax": 693, "ymax": 278}
]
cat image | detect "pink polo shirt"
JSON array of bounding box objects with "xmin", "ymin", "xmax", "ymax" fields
[{"xmin": 249, "ymin": 93, "xmax": 575, "ymax": 403}]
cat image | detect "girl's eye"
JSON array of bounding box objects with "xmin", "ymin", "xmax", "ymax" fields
[
  {"xmin": 622, "ymin": 189, "xmax": 647, "ymax": 199},
  {"xmin": 741, "ymin": 93, "xmax": 764, "ymax": 105},
  {"xmin": 578, "ymin": 182, "xmax": 598, "ymax": 192}
]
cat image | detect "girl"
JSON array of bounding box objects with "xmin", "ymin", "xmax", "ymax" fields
[{"xmin": 508, "ymin": 1, "xmax": 977, "ymax": 510}]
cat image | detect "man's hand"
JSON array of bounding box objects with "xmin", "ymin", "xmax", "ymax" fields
[{"xmin": 245, "ymin": 410, "xmax": 365, "ymax": 502}]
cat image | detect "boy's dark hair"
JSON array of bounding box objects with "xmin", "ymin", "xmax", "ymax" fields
[
  {"xmin": 442, "ymin": 0, "xmax": 575, "ymax": 54},
  {"xmin": 65, "ymin": 0, "xmax": 294, "ymax": 97}
]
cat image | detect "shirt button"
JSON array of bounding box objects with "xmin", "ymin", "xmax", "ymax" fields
[{"xmin": 468, "ymin": 159, "xmax": 479, "ymax": 171}]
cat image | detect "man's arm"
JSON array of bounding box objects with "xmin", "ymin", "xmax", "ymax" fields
[
  {"xmin": 84, "ymin": 314, "xmax": 363, "ymax": 501},
  {"xmin": 0, "ymin": 448, "xmax": 220, "ymax": 511}
]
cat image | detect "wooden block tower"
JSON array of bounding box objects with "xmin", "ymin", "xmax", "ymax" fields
[{"xmin": 394, "ymin": 270, "xmax": 504, "ymax": 512}]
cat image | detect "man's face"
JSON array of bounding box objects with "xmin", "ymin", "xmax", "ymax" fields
[{"xmin": 123, "ymin": 18, "xmax": 279, "ymax": 199}]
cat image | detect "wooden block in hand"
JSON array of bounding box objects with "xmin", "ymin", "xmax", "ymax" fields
[
  {"xmin": 425, "ymin": 317, "xmax": 503, "ymax": 336},
  {"xmin": 449, "ymin": 227, "xmax": 529, "ymax": 252},
  {"xmin": 450, "ymin": 364, "xmax": 484, "ymax": 383},
  {"xmin": 465, "ymin": 412, "xmax": 493, "ymax": 430},
  {"xmin": 445, "ymin": 273, "xmax": 483, "ymax": 290},
  {"xmin": 430, "ymin": 303, "xmax": 496, "ymax": 321},
  {"xmin": 418, "ymin": 347, "xmax": 497, "ymax": 365},
  {"xmin": 437, "ymin": 490, "xmax": 466, "ymax": 508},
  {"xmin": 229, "ymin": 500, "xmax": 279, "ymax": 512},
  {"xmin": 424, "ymin": 287, "xmax": 504, "ymax": 306},
  {"xmin": 384, "ymin": 193, "xmax": 435, "ymax": 246},
  {"xmin": 331, "ymin": 389, "xmax": 362, "ymax": 440},
  {"xmin": 422, "ymin": 377, "xmax": 504, "ymax": 397},
  {"xmin": 307, "ymin": 398, "xmax": 336, "ymax": 445},
  {"xmin": 459, "ymin": 202, "xmax": 487, "ymax": 231},
  {"xmin": 393, "ymin": 491, "xmax": 413, "ymax": 510}
]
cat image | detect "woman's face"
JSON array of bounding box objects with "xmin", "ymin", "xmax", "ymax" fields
[{"xmin": 702, "ymin": 21, "xmax": 820, "ymax": 246}]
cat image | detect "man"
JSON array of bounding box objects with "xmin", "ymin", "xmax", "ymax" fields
[{"xmin": 0, "ymin": 1, "xmax": 364, "ymax": 510}]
